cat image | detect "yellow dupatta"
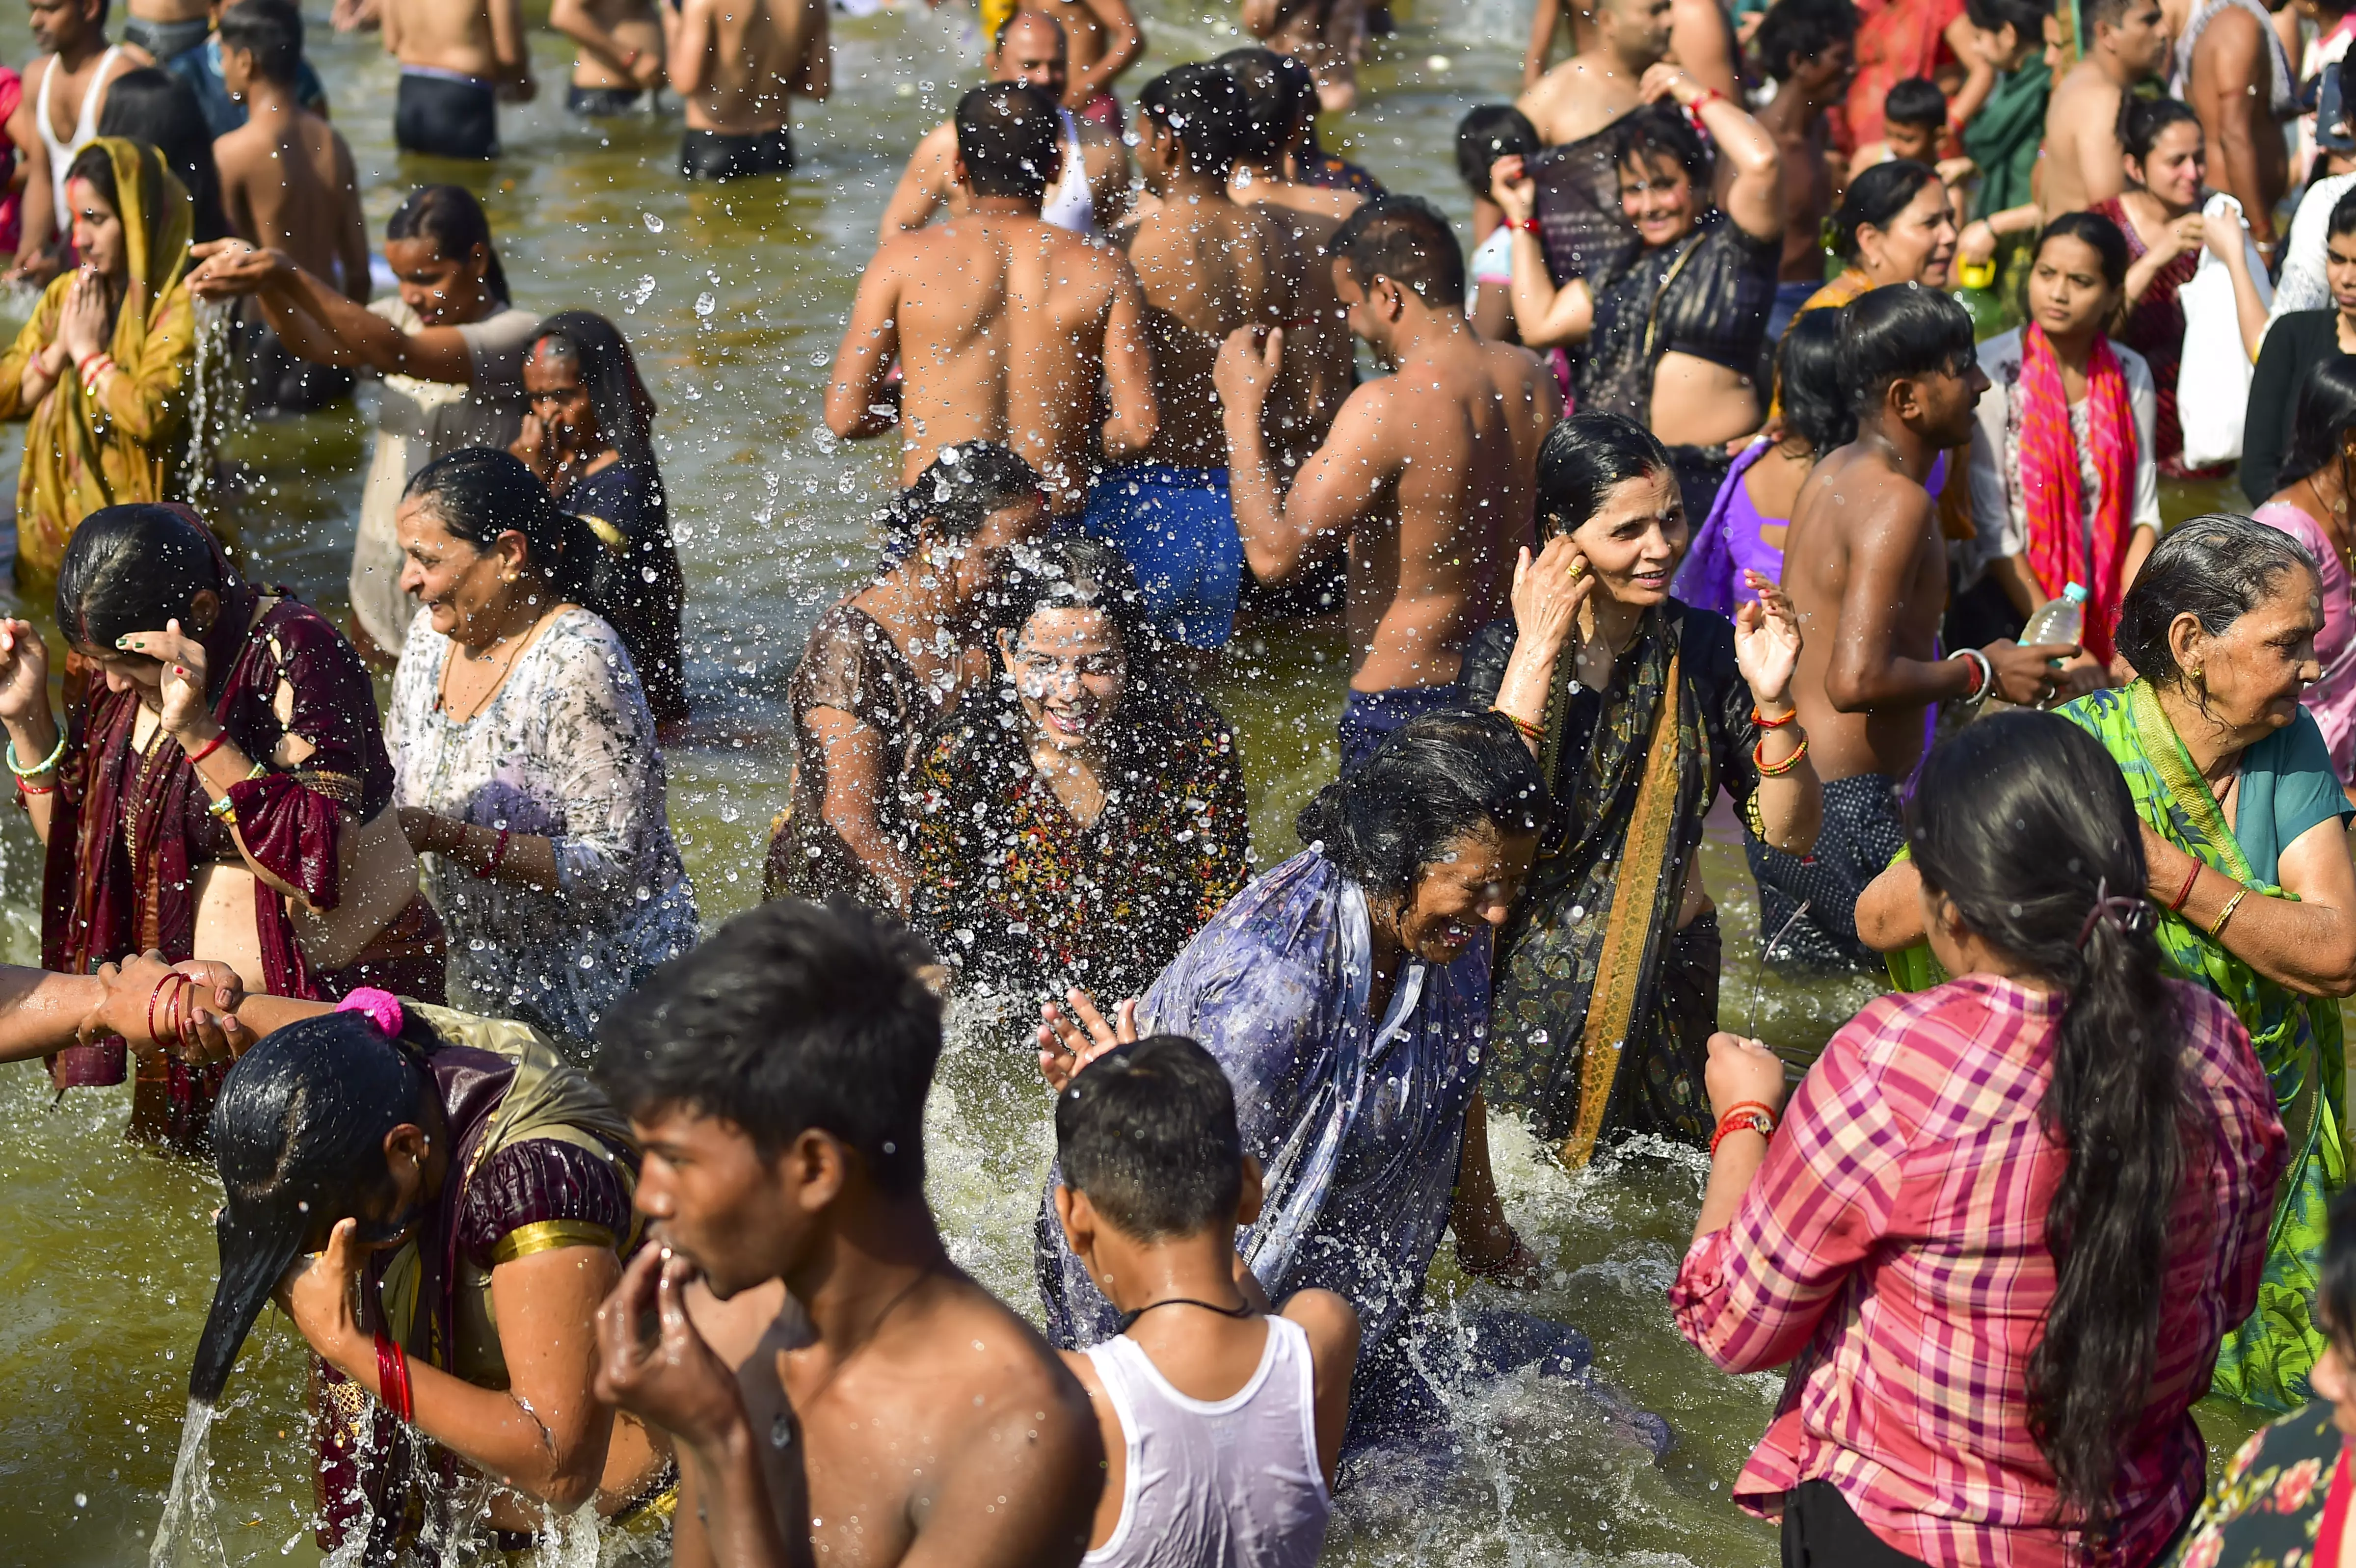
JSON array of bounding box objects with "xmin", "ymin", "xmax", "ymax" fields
[{"xmin": 0, "ymin": 137, "xmax": 195, "ymax": 586}]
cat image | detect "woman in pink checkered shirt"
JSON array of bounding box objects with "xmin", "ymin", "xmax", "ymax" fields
[{"xmin": 1670, "ymin": 710, "xmax": 2288, "ymax": 1567}]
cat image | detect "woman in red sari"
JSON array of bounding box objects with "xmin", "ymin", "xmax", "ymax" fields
[{"xmin": 0, "ymin": 503, "xmax": 442, "ymax": 1144}]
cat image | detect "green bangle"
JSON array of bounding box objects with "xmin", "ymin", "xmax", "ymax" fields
[{"xmin": 6, "ymin": 730, "xmax": 66, "ymax": 779}]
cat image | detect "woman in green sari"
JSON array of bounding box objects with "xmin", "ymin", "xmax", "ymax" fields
[{"xmin": 1462, "ymin": 412, "xmax": 1823, "ymax": 1169}]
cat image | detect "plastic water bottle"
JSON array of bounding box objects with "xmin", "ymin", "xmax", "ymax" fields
[{"xmin": 2019, "ymin": 582, "xmax": 2088, "ymax": 655}]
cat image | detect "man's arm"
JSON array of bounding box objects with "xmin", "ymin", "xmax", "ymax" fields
[
  {"xmin": 1070, "ymin": 0, "xmax": 1142, "ymax": 104},
  {"xmin": 823, "ymin": 250, "xmax": 905, "ymax": 440},
  {"xmin": 489, "ymin": 0, "xmax": 537, "ymax": 96},
  {"xmin": 2197, "ymin": 10, "xmax": 2279, "ymax": 247},
  {"xmin": 1098, "ymin": 259, "xmax": 1158, "ymax": 459},
  {"xmin": 1523, "ymin": 0, "xmax": 1562, "ymax": 87},
  {"xmin": 1217, "ymin": 327, "xmax": 1393, "ymax": 583},
  {"xmin": 666, "ymin": 0, "xmax": 715, "ymax": 98},
  {"xmin": 876, "ymin": 123, "xmax": 956, "ymax": 238},
  {"xmin": 215, "ymin": 148, "xmax": 260, "ymax": 248},
  {"xmin": 1080, "ymin": 127, "xmax": 1131, "ymax": 228},
  {"xmin": 793, "ymin": 0, "xmax": 830, "ymax": 100},
  {"xmin": 1944, "ymin": 13, "xmax": 1997, "ymax": 127},
  {"xmin": 1666, "ymin": 0, "xmax": 1737, "ymax": 98},
  {"xmin": 549, "ymin": 0, "xmax": 642, "ymax": 73},
  {"xmin": 6, "ymin": 90, "xmax": 51, "ymax": 275},
  {"xmin": 331, "ymin": 133, "xmax": 373, "ymax": 301}
]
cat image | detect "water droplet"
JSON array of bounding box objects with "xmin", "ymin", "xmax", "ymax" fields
[
  {"xmin": 642, "ymin": 212, "xmax": 665, "ymax": 233},
  {"xmin": 696, "ymin": 292, "xmax": 717, "ymax": 318}
]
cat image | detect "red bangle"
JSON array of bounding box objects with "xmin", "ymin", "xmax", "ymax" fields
[
  {"xmin": 375, "ymin": 1329, "xmax": 415, "ymax": 1423},
  {"xmin": 1752, "ymin": 705, "xmax": 1796, "ymax": 729},
  {"xmin": 1711, "ymin": 1101, "xmax": 1778, "ymax": 1156},
  {"xmin": 16, "ymin": 777, "xmax": 56, "ymax": 798},
  {"xmin": 1514, "ymin": 216, "xmax": 1541, "ymax": 233},
  {"xmin": 146, "ymin": 974, "xmax": 176, "ymax": 1047},
  {"xmin": 2169, "ymin": 860, "xmax": 2202, "ymax": 914},
  {"xmin": 185, "ymin": 731, "xmax": 226, "ymax": 767}
]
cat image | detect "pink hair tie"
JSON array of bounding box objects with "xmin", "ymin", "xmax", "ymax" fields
[{"xmin": 336, "ymin": 987, "xmax": 404, "ymax": 1036}]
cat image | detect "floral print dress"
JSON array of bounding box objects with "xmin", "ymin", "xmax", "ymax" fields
[
  {"xmin": 387, "ymin": 606, "xmax": 700, "ymax": 1054},
  {"xmin": 2171, "ymin": 1401, "xmax": 2348, "ymax": 1567}
]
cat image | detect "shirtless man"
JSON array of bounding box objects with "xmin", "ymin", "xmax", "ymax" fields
[
  {"xmin": 877, "ymin": 10, "xmax": 1127, "ymax": 238},
  {"xmin": 1245, "ymin": 0, "xmax": 1367, "ymax": 113},
  {"xmin": 215, "ymin": 0, "xmax": 368, "ymax": 412},
  {"xmin": 1769, "ymin": 285, "xmax": 2068, "ymax": 969},
  {"xmin": 1216, "ymin": 197, "xmax": 1561, "ymax": 770},
  {"xmin": 2169, "ymin": 0, "xmax": 2296, "ymax": 257},
  {"xmin": 827, "ymin": 83, "xmax": 1155, "ymax": 518},
  {"xmin": 382, "ymin": 0, "xmax": 534, "ymax": 160},
  {"xmin": 1524, "ymin": 0, "xmax": 1733, "ymax": 96},
  {"xmin": 550, "ymin": 0, "xmax": 663, "ymax": 118},
  {"xmin": 1029, "ymin": 0, "xmax": 1140, "ymax": 125},
  {"xmin": 1754, "ymin": 0, "xmax": 1856, "ymax": 345},
  {"xmin": 1083, "ymin": 62, "xmax": 1304, "ymax": 654},
  {"xmin": 2040, "ymin": 0, "xmax": 2170, "ymax": 216},
  {"xmin": 590, "ymin": 900, "xmax": 1104, "ymax": 1568},
  {"xmin": 1518, "ymin": 0, "xmax": 1673, "ymax": 146},
  {"xmin": 11, "ymin": 0, "xmax": 146, "ymax": 276},
  {"xmin": 667, "ymin": 0, "xmax": 823, "ymax": 180}
]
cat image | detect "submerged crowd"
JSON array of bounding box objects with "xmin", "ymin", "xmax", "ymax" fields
[{"xmin": 7, "ymin": 0, "xmax": 2356, "ymax": 1556}]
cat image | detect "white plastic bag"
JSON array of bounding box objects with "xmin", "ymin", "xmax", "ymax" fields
[{"xmin": 2177, "ymin": 192, "xmax": 2275, "ymax": 469}]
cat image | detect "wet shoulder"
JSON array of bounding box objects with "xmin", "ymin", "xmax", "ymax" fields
[
  {"xmin": 1813, "ymin": 978, "xmax": 2056, "ymax": 1139},
  {"xmin": 790, "ymin": 601, "xmax": 921, "ymax": 718}
]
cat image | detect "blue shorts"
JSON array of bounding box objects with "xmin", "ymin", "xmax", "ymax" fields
[
  {"xmin": 1078, "ymin": 464, "xmax": 1241, "ymax": 649},
  {"xmin": 1339, "ymin": 684, "xmax": 1466, "ymax": 772}
]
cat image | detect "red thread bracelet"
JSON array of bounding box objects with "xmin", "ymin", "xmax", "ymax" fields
[
  {"xmin": 476, "ymin": 826, "xmax": 512, "ymax": 879},
  {"xmin": 375, "ymin": 1329, "xmax": 415, "ymax": 1423},
  {"xmin": 185, "ymin": 732, "xmax": 227, "ymax": 767},
  {"xmin": 1514, "ymin": 216, "xmax": 1541, "ymax": 233},
  {"xmin": 1711, "ymin": 1101, "xmax": 1778, "ymax": 1156},
  {"xmin": 1752, "ymin": 705, "xmax": 1796, "ymax": 729},
  {"xmin": 2169, "ymin": 860, "xmax": 2201, "ymax": 914}
]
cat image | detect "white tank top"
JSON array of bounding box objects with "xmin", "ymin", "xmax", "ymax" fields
[
  {"xmin": 37, "ymin": 46, "xmax": 121, "ymax": 231},
  {"xmin": 1041, "ymin": 107, "xmax": 1096, "ymax": 235},
  {"xmin": 1082, "ymin": 1316, "xmax": 1331, "ymax": 1568}
]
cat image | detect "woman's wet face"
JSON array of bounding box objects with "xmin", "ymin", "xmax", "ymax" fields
[
  {"xmin": 523, "ymin": 343, "xmax": 601, "ymax": 453},
  {"xmin": 1567, "ymin": 468, "xmax": 1688, "ymax": 607},
  {"xmin": 1393, "ymin": 824, "xmax": 1540, "ymax": 964},
  {"xmin": 395, "ymin": 497, "xmax": 514, "ymax": 642},
  {"xmin": 2026, "ymin": 235, "xmax": 2117, "ymax": 341},
  {"xmin": 2181, "ymin": 568, "xmax": 2325, "ymax": 735},
  {"xmin": 66, "ymin": 177, "xmax": 124, "ymax": 278},
  {"xmin": 1002, "ymin": 605, "xmax": 1125, "ymax": 752},
  {"xmin": 1617, "ymin": 151, "xmax": 1696, "ymax": 249},
  {"xmin": 2328, "ymin": 229, "xmax": 2356, "ymax": 318},
  {"xmin": 1864, "ymin": 181, "xmax": 1958, "ymax": 288},
  {"xmin": 2129, "ymin": 121, "xmax": 2205, "ymax": 209},
  {"xmin": 384, "ymin": 236, "xmax": 489, "ymax": 328}
]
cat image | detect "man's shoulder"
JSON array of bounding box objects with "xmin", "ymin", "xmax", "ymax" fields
[{"xmin": 904, "ymin": 1276, "xmax": 1092, "ymax": 1419}]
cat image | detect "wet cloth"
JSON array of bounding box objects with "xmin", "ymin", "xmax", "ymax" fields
[
  {"xmin": 2167, "ymin": 1399, "xmax": 2351, "ymax": 1568},
  {"xmin": 1763, "ymin": 277, "xmax": 1816, "ymax": 354},
  {"xmin": 348, "ymin": 297, "xmax": 538, "ymax": 656},
  {"xmin": 1528, "ymin": 111, "xmax": 1644, "ymax": 294},
  {"xmin": 2059, "ymin": 683, "xmax": 2352, "ymax": 1410},
  {"xmin": 1747, "ymin": 771, "xmax": 1905, "ymax": 973},
  {"xmin": 315, "ymin": 1003, "xmax": 640, "ymax": 1562},
  {"xmin": 33, "ymin": 46, "xmax": 121, "ymax": 224},
  {"xmin": 1461, "ymin": 603, "xmax": 1759, "ymax": 1161},
  {"xmin": 168, "ymin": 32, "xmax": 327, "ymax": 136},
  {"xmin": 396, "ymin": 67, "xmax": 499, "ymax": 159},
  {"xmin": 560, "ymin": 460, "xmax": 688, "ymax": 724},
  {"xmin": 387, "ymin": 606, "xmax": 699, "ymax": 1055},
  {"xmin": 2093, "ymin": 195, "xmax": 2210, "ymax": 476},
  {"xmin": 0, "ymin": 137, "xmax": 195, "ymax": 588},
  {"xmin": 1081, "ymin": 464, "xmax": 1243, "ymax": 649},
  {"xmin": 1337, "ymin": 683, "xmax": 1464, "ymax": 772},
  {"xmin": 123, "ymin": 15, "xmax": 211, "ymax": 62},
  {"xmin": 1675, "ymin": 437, "xmax": 1780, "ymax": 616},
  {"xmin": 1666, "ymin": 440, "xmax": 1735, "ymax": 552},
  {"xmin": 2269, "ymin": 171, "xmax": 2356, "ymax": 320},
  {"xmin": 2244, "ymin": 310, "xmax": 2342, "ymax": 509},
  {"xmin": 680, "ymin": 126, "xmax": 794, "ymax": 181},
  {"xmin": 1576, "ymin": 211, "xmax": 1779, "ymax": 430},
  {"xmin": 1672, "ymin": 973, "xmax": 2283, "ymax": 1568},
  {"xmin": 1958, "ymin": 53, "xmax": 2051, "ymax": 216},
  {"xmin": 908, "ymin": 678, "xmax": 1249, "ymax": 1002},
  {"xmin": 230, "ymin": 294, "xmax": 353, "ymax": 416},
  {"xmin": 1041, "ymin": 108, "xmax": 1096, "ymax": 234},
  {"xmin": 2252, "ymin": 501, "xmax": 2356, "ymax": 783}
]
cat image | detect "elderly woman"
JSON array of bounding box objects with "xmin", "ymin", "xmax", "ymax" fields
[
  {"xmin": 0, "ymin": 139, "xmax": 197, "ymax": 588},
  {"xmin": 764, "ymin": 443, "xmax": 1047, "ymax": 910},
  {"xmin": 1464, "ymin": 412, "xmax": 1820, "ymax": 1166},
  {"xmin": 1492, "ymin": 67, "xmax": 1782, "ymax": 521},
  {"xmin": 909, "ymin": 539, "xmax": 1248, "ymax": 1003},
  {"xmin": 509, "ymin": 310, "xmax": 688, "ymax": 725},
  {"xmin": 386, "ymin": 447, "xmax": 698, "ymax": 1056},
  {"xmin": 0, "ymin": 504, "xmax": 437, "ymax": 1146}
]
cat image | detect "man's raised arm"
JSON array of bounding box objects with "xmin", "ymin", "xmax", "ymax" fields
[{"xmin": 1217, "ymin": 326, "xmax": 1393, "ymax": 582}]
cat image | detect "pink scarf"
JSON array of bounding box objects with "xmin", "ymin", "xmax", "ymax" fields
[{"xmin": 2017, "ymin": 323, "xmax": 2135, "ymax": 663}]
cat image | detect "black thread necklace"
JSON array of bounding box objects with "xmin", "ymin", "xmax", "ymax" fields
[{"xmin": 1117, "ymin": 1296, "xmax": 1258, "ymax": 1332}]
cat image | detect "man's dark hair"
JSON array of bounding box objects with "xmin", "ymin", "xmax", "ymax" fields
[
  {"xmin": 1139, "ymin": 63, "xmax": 1252, "ymax": 178},
  {"xmin": 1882, "ymin": 75, "xmax": 1946, "ymax": 129},
  {"xmin": 1454, "ymin": 104, "xmax": 1540, "ymax": 196},
  {"xmin": 1333, "ymin": 194, "xmax": 1467, "ymax": 310},
  {"xmin": 1964, "ymin": 0, "xmax": 2050, "ymax": 40},
  {"xmin": 2083, "ymin": 0, "xmax": 2137, "ymax": 34},
  {"xmin": 218, "ymin": 0, "xmax": 303, "ymax": 85},
  {"xmin": 1755, "ymin": 0, "xmax": 1857, "ymax": 82},
  {"xmin": 956, "ymin": 81, "xmax": 1062, "ymax": 203},
  {"xmin": 1216, "ymin": 47, "xmax": 1292, "ymax": 166},
  {"xmin": 1838, "ymin": 281, "xmax": 1976, "ymax": 417},
  {"xmin": 596, "ymin": 900, "xmax": 945, "ymax": 1197},
  {"xmin": 1056, "ymin": 1035, "xmax": 1243, "ymax": 1239}
]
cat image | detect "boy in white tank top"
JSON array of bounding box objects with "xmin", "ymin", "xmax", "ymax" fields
[{"xmin": 1052, "ymin": 1034, "xmax": 1360, "ymax": 1568}]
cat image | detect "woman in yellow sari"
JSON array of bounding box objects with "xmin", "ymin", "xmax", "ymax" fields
[{"xmin": 0, "ymin": 137, "xmax": 196, "ymax": 588}]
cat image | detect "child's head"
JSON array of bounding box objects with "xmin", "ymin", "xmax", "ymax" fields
[
  {"xmin": 218, "ymin": 0, "xmax": 302, "ymax": 91},
  {"xmin": 1882, "ymin": 77, "xmax": 1947, "ymax": 161},
  {"xmin": 1455, "ymin": 103, "xmax": 1540, "ymax": 201},
  {"xmin": 1056, "ymin": 1035, "xmax": 1246, "ymax": 1243}
]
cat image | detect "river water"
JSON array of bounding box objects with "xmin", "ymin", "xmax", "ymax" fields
[{"xmin": 0, "ymin": 2, "xmax": 2295, "ymax": 1563}]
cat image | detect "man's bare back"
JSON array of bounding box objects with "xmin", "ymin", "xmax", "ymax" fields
[
  {"xmin": 1123, "ymin": 198, "xmax": 1303, "ymax": 466},
  {"xmin": 1244, "ymin": 0, "xmax": 1365, "ymax": 113},
  {"xmin": 551, "ymin": 0, "xmax": 665, "ymax": 92},
  {"xmin": 382, "ymin": 0, "xmax": 514, "ymax": 80},
  {"xmin": 215, "ymin": 92, "xmax": 369, "ymax": 298},
  {"xmin": 1226, "ymin": 179, "xmax": 1357, "ymax": 462},
  {"xmin": 1516, "ymin": 0, "xmax": 1669, "ymax": 144},
  {"xmin": 667, "ymin": 0, "xmax": 823, "ymax": 134},
  {"xmin": 2040, "ymin": 59, "xmax": 2127, "ymax": 215}
]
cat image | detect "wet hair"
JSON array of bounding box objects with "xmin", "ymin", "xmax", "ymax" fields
[
  {"xmin": 955, "ymin": 81, "xmax": 1062, "ymax": 202},
  {"xmin": 1881, "ymin": 75, "xmax": 1945, "ymax": 129},
  {"xmin": 1056, "ymin": 1035, "xmax": 1243, "ymax": 1239},
  {"xmin": 385, "ymin": 184, "xmax": 510, "ymax": 305},
  {"xmin": 2118, "ymin": 93, "xmax": 2199, "ymax": 164},
  {"xmin": 987, "ymin": 537, "xmax": 1160, "ymax": 681},
  {"xmin": 1454, "ymin": 103, "xmax": 1540, "ymax": 196},
  {"xmin": 528, "ymin": 310, "xmax": 661, "ymax": 476},
  {"xmin": 2113, "ymin": 514, "xmax": 2320, "ymax": 685},
  {"xmin": 989, "ymin": 5, "xmax": 1063, "ymax": 53},
  {"xmin": 1964, "ymin": 0, "xmax": 2049, "ymax": 41},
  {"xmin": 2276, "ymin": 355, "xmax": 2356, "ymax": 488},
  {"xmin": 1294, "ymin": 709, "xmax": 1549, "ymax": 903},
  {"xmin": 2026, "ymin": 211, "xmax": 2129, "ymax": 309},
  {"xmin": 1612, "ymin": 102, "xmax": 1710, "ymax": 187},
  {"xmin": 1333, "ymin": 195, "xmax": 1467, "ymax": 311},
  {"xmin": 1776, "ymin": 308, "xmax": 1857, "ymax": 456},
  {"xmin": 2321, "ymin": 1187, "xmax": 2356, "ymax": 1354},
  {"xmin": 1838, "ymin": 282, "xmax": 1977, "ymax": 417},
  {"xmin": 2330, "ymin": 182, "xmax": 2356, "ymax": 241},
  {"xmin": 54, "ymin": 503, "xmax": 229, "ymax": 655},
  {"xmin": 401, "ymin": 446, "xmax": 603, "ymax": 610},
  {"xmin": 1755, "ymin": 0, "xmax": 1859, "ymax": 83},
  {"xmin": 1217, "ymin": 47, "xmax": 1293, "ymax": 166},
  {"xmin": 1906, "ymin": 710, "xmax": 2190, "ymax": 1537},
  {"xmin": 95, "ymin": 71, "xmax": 230, "ymax": 243},
  {"xmin": 879, "ymin": 441, "xmax": 1042, "ymax": 557},
  {"xmin": 1534, "ymin": 411, "xmax": 1675, "ymax": 539},
  {"xmin": 1139, "ymin": 62, "xmax": 1253, "ymax": 179},
  {"xmin": 217, "ymin": 0, "xmax": 302, "ymax": 85},
  {"xmin": 1268, "ymin": 53, "xmax": 1321, "ymax": 147},
  {"xmin": 193, "ymin": 1009, "xmax": 442, "ymax": 1402},
  {"xmin": 596, "ymin": 899, "xmax": 945, "ymax": 1196},
  {"xmin": 1827, "ymin": 158, "xmax": 1939, "ymax": 263}
]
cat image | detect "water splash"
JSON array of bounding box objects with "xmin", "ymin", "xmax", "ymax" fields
[
  {"xmin": 147, "ymin": 1398, "xmax": 230, "ymax": 1568},
  {"xmin": 177, "ymin": 297, "xmax": 237, "ymax": 509}
]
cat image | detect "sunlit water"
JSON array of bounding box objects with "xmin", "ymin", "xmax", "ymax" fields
[{"xmin": 0, "ymin": 2, "xmax": 2302, "ymax": 1562}]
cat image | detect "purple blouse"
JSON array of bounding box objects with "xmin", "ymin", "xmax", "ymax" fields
[{"xmin": 2252, "ymin": 501, "xmax": 2356, "ymax": 783}]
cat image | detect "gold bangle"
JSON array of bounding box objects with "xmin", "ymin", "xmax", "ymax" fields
[
  {"xmin": 1741, "ymin": 785, "xmax": 1766, "ymax": 842},
  {"xmin": 2210, "ymin": 886, "xmax": 2249, "ymax": 939}
]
